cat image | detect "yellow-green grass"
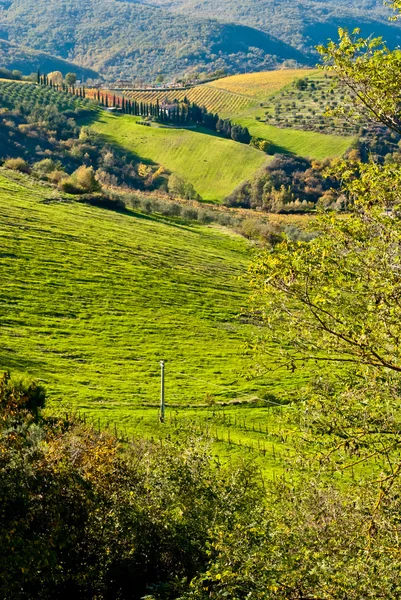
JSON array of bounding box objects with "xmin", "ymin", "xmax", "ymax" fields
[
  {"xmin": 237, "ymin": 117, "xmax": 354, "ymax": 159},
  {"xmin": 0, "ymin": 170, "xmax": 318, "ymax": 475},
  {"xmin": 90, "ymin": 112, "xmax": 269, "ymax": 201},
  {"xmin": 207, "ymin": 69, "xmax": 319, "ymax": 99},
  {"xmin": 1, "ymin": 170, "xmax": 314, "ymax": 408}
]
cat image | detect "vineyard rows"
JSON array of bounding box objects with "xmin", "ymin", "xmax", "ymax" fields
[{"xmin": 123, "ymin": 85, "xmax": 254, "ymax": 116}]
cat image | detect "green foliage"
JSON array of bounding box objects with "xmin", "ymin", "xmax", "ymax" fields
[
  {"xmin": 65, "ymin": 72, "xmax": 77, "ymax": 86},
  {"xmin": 318, "ymin": 27, "xmax": 401, "ymax": 134},
  {"xmin": 225, "ymin": 154, "xmax": 340, "ymax": 212},
  {"xmin": 247, "ymin": 3, "xmax": 401, "ymax": 576},
  {"xmin": 0, "ymin": 371, "xmax": 264, "ymax": 599},
  {"xmin": 168, "ymin": 174, "xmax": 200, "ymax": 200},
  {"xmin": 0, "ymin": 0, "xmax": 308, "ymax": 81}
]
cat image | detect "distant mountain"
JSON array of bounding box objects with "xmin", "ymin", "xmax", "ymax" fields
[
  {"xmin": 0, "ymin": 40, "xmax": 99, "ymax": 79},
  {"xmin": 0, "ymin": 0, "xmax": 399, "ymax": 82},
  {"xmin": 0, "ymin": 0, "xmax": 309, "ymax": 81},
  {"xmin": 139, "ymin": 0, "xmax": 401, "ymax": 53}
]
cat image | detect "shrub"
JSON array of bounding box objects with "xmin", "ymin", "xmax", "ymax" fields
[
  {"xmin": 0, "ymin": 373, "xmax": 263, "ymax": 600},
  {"xmin": 78, "ymin": 193, "xmax": 126, "ymax": 211},
  {"xmin": 161, "ymin": 202, "xmax": 182, "ymax": 217},
  {"xmin": 33, "ymin": 158, "xmax": 59, "ymax": 174},
  {"xmin": 3, "ymin": 157, "xmax": 31, "ymax": 174},
  {"xmin": 58, "ymin": 177, "xmax": 82, "ymax": 194},
  {"xmin": 60, "ymin": 166, "xmax": 102, "ymax": 195},
  {"xmin": 183, "ymin": 207, "xmax": 199, "ymax": 220}
]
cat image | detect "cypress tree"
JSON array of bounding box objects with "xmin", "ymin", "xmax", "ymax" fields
[{"xmin": 37, "ymin": 69, "xmax": 40, "ymax": 85}]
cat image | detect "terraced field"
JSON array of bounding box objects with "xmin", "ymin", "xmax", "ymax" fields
[
  {"xmin": 120, "ymin": 69, "xmax": 316, "ymax": 118},
  {"xmin": 0, "ymin": 170, "xmax": 312, "ymax": 474},
  {"xmin": 123, "ymin": 85, "xmax": 254, "ymax": 116}
]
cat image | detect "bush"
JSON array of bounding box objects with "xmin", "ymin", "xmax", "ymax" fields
[
  {"xmin": 58, "ymin": 177, "xmax": 82, "ymax": 194},
  {"xmin": 183, "ymin": 207, "xmax": 199, "ymax": 220},
  {"xmin": 0, "ymin": 373, "xmax": 263, "ymax": 600},
  {"xmin": 72, "ymin": 165, "xmax": 102, "ymax": 193},
  {"xmin": 3, "ymin": 157, "xmax": 31, "ymax": 174},
  {"xmin": 33, "ymin": 158, "xmax": 59, "ymax": 174},
  {"xmin": 168, "ymin": 174, "xmax": 200, "ymax": 200},
  {"xmin": 78, "ymin": 193, "xmax": 126, "ymax": 211},
  {"xmin": 59, "ymin": 166, "xmax": 102, "ymax": 195}
]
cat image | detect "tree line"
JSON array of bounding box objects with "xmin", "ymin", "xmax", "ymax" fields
[{"xmin": 38, "ymin": 72, "xmax": 251, "ymax": 145}]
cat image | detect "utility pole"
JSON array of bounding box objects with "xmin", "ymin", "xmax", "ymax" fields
[{"xmin": 159, "ymin": 360, "xmax": 165, "ymax": 423}]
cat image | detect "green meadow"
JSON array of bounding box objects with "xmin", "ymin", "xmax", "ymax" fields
[
  {"xmin": 236, "ymin": 117, "xmax": 353, "ymax": 159},
  {"xmin": 90, "ymin": 112, "xmax": 269, "ymax": 202},
  {"xmin": 0, "ymin": 170, "xmax": 316, "ymax": 473}
]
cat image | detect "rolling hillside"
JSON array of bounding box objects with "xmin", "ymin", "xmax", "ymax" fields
[
  {"xmin": 0, "ymin": 0, "xmax": 308, "ymax": 81},
  {"xmin": 0, "ymin": 39, "xmax": 99, "ymax": 79},
  {"xmin": 207, "ymin": 69, "xmax": 318, "ymax": 98},
  {"xmin": 124, "ymin": 86, "xmax": 255, "ymax": 118},
  {"xmin": 0, "ymin": 169, "xmax": 313, "ymax": 473},
  {"xmin": 143, "ymin": 0, "xmax": 401, "ymax": 54},
  {"xmin": 123, "ymin": 69, "xmax": 318, "ymax": 117},
  {"xmin": 90, "ymin": 113, "xmax": 269, "ymax": 201}
]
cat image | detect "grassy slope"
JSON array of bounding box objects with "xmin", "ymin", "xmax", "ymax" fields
[
  {"xmin": 237, "ymin": 118, "xmax": 353, "ymax": 158},
  {"xmin": 0, "ymin": 171, "xmax": 314, "ymax": 473},
  {"xmin": 96, "ymin": 70, "xmax": 352, "ymax": 184},
  {"xmin": 206, "ymin": 70, "xmax": 354, "ymax": 158},
  {"xmin": 90, "ymin": 112, "xmax": 269, "ymax": 201}
]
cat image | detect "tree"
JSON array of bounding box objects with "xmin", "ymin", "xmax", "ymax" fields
[
  {"xmin": 249, "ymin": 0, "xmax": 401, "ymax": 531},
  {"xmin": 65, "ymin": 72, "xmax": 77, "ymax": 86},
  {"xmin": 47, "ymin": 71, "xmax": 63, "ymax": 86}
]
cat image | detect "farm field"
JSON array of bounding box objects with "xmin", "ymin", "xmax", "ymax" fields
[
  {"xmin": 89, "ymin": 112, "xmax": 269, "ymax": 201},
  {"xmin": 0, "ymin": 170, "xmax": 316, "ymax": 474},
  {"xmin": 121, "ymin": 69, "xmax": 317, "ymax": 118},
  {"xmin": 207, "ymin": 68, "xmax": 319, "ymax": 99},
  {"xmin": 123, "ymin": 85, "xmax": 254, "ymax": 117}
]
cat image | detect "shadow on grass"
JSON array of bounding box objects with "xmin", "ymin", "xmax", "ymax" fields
[{"xmin": 78, "ymin": 111, "xmax": 158, "ymax": 168}]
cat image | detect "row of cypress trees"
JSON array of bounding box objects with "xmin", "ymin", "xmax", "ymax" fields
[
  {"xmin": 38, "ymin": 71, "xmax": 251, "ymax": 145},
  {"xmin": 38, "ymin": 70, "xmax": 86, "ymax": 98}
]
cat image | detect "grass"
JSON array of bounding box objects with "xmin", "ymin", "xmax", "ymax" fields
[
  {"xmin": 0, "ymin": 170, "xmax": 316, "ymax": 475},
  {"xmin": 207, "ymin": 69, "xmax": 319, "ymax": 99},
  {"xmin": 237, "ymin": 117, "xmax": 353, "ymax": 159},
  {"xmin": 89, "ymin": 112, "xmax": 269, "ymax": 202}
]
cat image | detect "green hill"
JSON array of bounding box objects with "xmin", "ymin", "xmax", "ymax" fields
[
  {"xmin": 0, "ymin": 170, "xmax": 311, "ymax": 470},
  {"xmin": 1, "ymin": 0, "xmax": 401, "ymax": 81},
  {"xmin": 90, "ymin": 112, "xmax": 269, "ymax": 201},
  {"xmin": 144, "ymin": 0, "xmax": 401, "ymax": 55},
  {"xmin": 0, "ymin": 0, "xmax": 308, "ymax": 81},
  {"xmin": 0, "ymin": 39, "xmax": 99, "ymax": 79}
]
